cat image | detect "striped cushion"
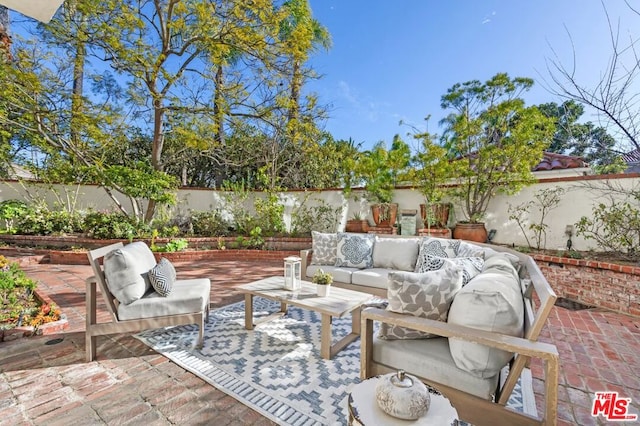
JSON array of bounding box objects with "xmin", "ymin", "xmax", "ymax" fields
[{"xmin": 148, "ymin": 258, "xmax": 176, "ymax": 296}]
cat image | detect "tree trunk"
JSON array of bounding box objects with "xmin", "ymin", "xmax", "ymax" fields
[
  {"xmin": 70, "ymin": 18, "xmax": 86, "ymax": 146},
  {"xmin": 288, "ymin": 59, "xmax": 301, "ymax": 126},
  {"xmin": 0, "ymin": 6, "xmax": 12, "ymax": 61},
  {"xmin": 213, "ymin": 64, "xmax": 225, "ymax": 146}
]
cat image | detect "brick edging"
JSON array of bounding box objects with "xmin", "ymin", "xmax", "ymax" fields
[{"xmin": 531, "ymin": 253, "xmax": 640, "ymax": 276}]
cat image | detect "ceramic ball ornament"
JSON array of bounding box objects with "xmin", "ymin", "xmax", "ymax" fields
[{"xmin": 375, "ymin": 370, "xmax": 431, "ymax": 420}]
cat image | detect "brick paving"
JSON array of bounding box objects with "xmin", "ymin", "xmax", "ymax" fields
[{"xmin": 0, "ymin": 258, "xmax": 639, "ymax": 425}]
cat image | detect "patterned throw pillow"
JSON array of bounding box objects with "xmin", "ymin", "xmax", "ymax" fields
[
  {"xmin": 148, "ymin": 258, "xmax": 177, "ymax": 296},
  {"xmin": 416, "ymin": 254, "xmax": 484, "ymax": 286},
  {"xmin": 414, "ymin": 237, "xmax": 461, "ymax": 272},
  {"xmin": 310, "ymin": 231, "xmax": 338, "ymax": 265},
  {"xmin": 335, "ymin": 232, "xmax": 375, "ymax": 269},
  {"xmin": 379, "ymin": 269, "xmax": 464, "ymax": 340}
]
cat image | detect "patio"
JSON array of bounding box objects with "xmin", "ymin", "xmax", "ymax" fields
[{"xmin": 0, "ymin": 257, "xmax": 638, "ymax": 425}]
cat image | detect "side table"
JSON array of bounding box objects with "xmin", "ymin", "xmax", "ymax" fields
[{"xmin": 348, "ymin": 376, "xmax": 459, "ymax": 425}]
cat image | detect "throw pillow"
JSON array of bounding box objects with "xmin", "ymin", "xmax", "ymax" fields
[
  {"xmin": 335, "ymin": 232, "xmax": 375, "ymax": 269},
  {"xmin": 379, "ymin": 269, "xmax": 464, "ymax": 340},
  {"xmin": 414, "ymin": 237, "xmax": 461, "ymax": 272},
  {"xmin": 457, "ymin": 241, "xmax": 486, "ymax": 258},
  {"xmin": 103, "ymin": 241, "xmax": 157, "ymax": 305},
  {"xmin": 310, "ymin": 231, "xmax": 338, "ymax": 265},
  {"xmin": 148, "ymin": 257, "xmax": 177, "ymax": 296},
  {"xmin": 372, "ymin": 237, "xmax": 420, "ymax": 271},
  {"xmin": 415, "ymin": 254, "xmax": 484, "ymax": 286}
]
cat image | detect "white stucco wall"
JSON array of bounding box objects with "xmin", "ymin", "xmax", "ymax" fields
[{"xmin": 1, "ymin": 171, "xmax": 638, "ymax": 252}]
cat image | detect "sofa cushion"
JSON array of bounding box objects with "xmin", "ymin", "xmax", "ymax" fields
[
  {"xmin": 371, "ymin": 335, "xmax": 500, "ymax": 399},
  {"xmin": 306, "ymin": 264, "xmax": 358, "ymax": 284},
  {"xmin": 310, "ymin": 231, "xmax": 338, "ymax": 265},
  {"xmin": 483, "ymin": 254, "xmax": 520, "ymax": 282},
  {"xmin": 335, "ymin": 232, "xmax": 375, "ymax": 269},
  {"xmin": 372, "ymin": 237, "xmax": 420, "ymax": 271},
  {"xmin": 457, "ymin": 241, "xmax": 486, "ymax": 258},
  {"xmin": 148, "ymin": 257, "xmax": 176, "ymax": 296},
  {"xmin": 103, "ymin": 242, "xmax": 157, "ymax": 305},
  {"xmin": 447, "ymin": 266, "xmax": 524, "ymax": 378},
  {"xmin": 117, "ymin": 278, "xmax": 211, "ymax": 320},
  {"xmin": 414, "ymin": 237, "xmax": 461, "ymax": 272},
  {"xmin": 351, "ymin": 268, "xmax": 394, "ymax": 290},
  {"xmin": 482, "ymin": 247, "xmax": 522, "ymax": 273},
  {"xmin": 380, "ymin": 270, "xmax": 463, "ymax": 340},
  {"xmin": 416, "ymin": 254, "xmax": 484, "ymax": 286}
]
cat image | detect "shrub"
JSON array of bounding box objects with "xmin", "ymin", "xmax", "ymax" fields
[
  {"xmin": 83, "ymin": 211, "xmax": 145, "ymax": 239},
  {"xmin": 290, "ymin": 201, "xmax": 341, "ymax": 235},
  {"xmin": 0, "ymin": 200, "xmax": 28, "ymax": 233},
  {"xmin": 253, "ymin": 194, "xmax": 285, "ymax": 236},
  {"xmin": 15, "ymin": 204, "xmax": 83, "ymax": 235},
  {"xmin": 191, "ymin": 210, "xmax": 229, "ymax": 236},
  {"xmin": 164, "ymin": 238, "xmax": 189, "ymax": 252}
]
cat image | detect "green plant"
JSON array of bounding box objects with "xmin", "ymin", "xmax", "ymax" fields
[
  {"xmin": 508, "ymin": 187, "xmax": 564, "ymax": 250},
  {"xmin": 164, "ymin": 238, "xmax": 189, "ymax": 252},
  {"xmin": 311, "ymin": 268, "xmax": 333, "ymax": 285},
  {"xmin": 248, "ymin": 226, "xmax": 265, "ymax": 249},
  {"xmin": 290, "ymin": 198, "xmax": 341, "ymax": 235},
  {"xmin": 191, "ymin": 210, "xmax": 229, "ymax": 237},
  {"xmin": 83, "ymin": 211, "xmax": 142, "ymax": 240},
  {"xmin": 408, "ymin": 124, "xmax": 453, "ymax": 205},
  {"xmin": 253, "ymin": 193, "xmax": 285, "ymax": 235},
  {"xmin": 15, "ymin": 203, "xmax": 84, "ymax": 236},
  {"xmin": 0, "ymin": 200, "xmax": 28, "ymax": 233},
  {"xmin": 216, "ymin": 236, "xmax": 226, "ymax": 250},
  {"xmin": 350, "ymin": 211, "xmax": 364, "ymax": 221}
]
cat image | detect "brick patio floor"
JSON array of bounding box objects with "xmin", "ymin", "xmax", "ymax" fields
[{"xmin": 0, "ymin": 258, "xmax": 639, "ymax": 425}]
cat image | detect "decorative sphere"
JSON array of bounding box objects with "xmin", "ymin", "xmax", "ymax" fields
[{"xmin": 375, "ymin": 371, "xmax": 430, "ymax": 420}]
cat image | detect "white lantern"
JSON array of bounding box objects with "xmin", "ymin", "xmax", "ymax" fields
[{"xmin": 284, "ymin": 256, "xmax": 302, "ymax": 291}]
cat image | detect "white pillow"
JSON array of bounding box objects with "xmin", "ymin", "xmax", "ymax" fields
[
  {"xmin": 380, "ymin": 269, "xmax": 463, "ymax": 340},
  {"xmin": 447, "ymin": 267, "xmax": 524, "ymax": 378},
  {"xmin": 416, "ymin": 254, "xmax": 484, "ymax": 286},
  {"xmin": 335, "ymin": 232, "xmax": 375, "ymax": 269},
  {"xmin": 103, "ymin": 242, "xmax": 157, "ymax": 305},
  {"xmin": 414, "ymin": 237, "xmax": 461, "ymax": 272},
  {"xmin": 148, "ymin": 258, "xmax": 177, "ymax": 296},
  {"xmin": 310, "ymin": 231, "xmax": 337, "ymax": 265},
  {"xmin": 372, "ymin": 237, "xmax": 420, "ymax": 271}
]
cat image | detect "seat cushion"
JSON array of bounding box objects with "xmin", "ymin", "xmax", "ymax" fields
[
  {"xmin": 447, "ymin": 266, "xmax": 524, "ymax": 379},
  {"xmin": 103, "ymin": 241, "xmax": 157, "ymax": 305},
  {"xmin": 335, "ymin": 232, "xmax": 375, "ymax": 269},
  {"xmin": 117, "ymin": 278, "xmax": 211, "ymax": 320},
  {"xmin": 372, "ymin": 335, "xmax": 499, "ymax": 399},
  {"xmin": 310, "ymin": 231, "xmax": 337, "ymax": 265},
  {"xmin": 351, "ymin": 268, "xmax": 394, "ymax": 290},
  {"xmin": 306, "ymin": 264, "xmax": 358, "ymax": 284},
  {"xmin": 379, "ymin": 270, "xmax": 463, "ymax": 340},
  {"xmin": 372, "ymin": 237, "xmax": 420, "ymax": 271}
]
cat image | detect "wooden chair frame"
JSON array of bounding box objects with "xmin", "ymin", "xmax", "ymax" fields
[
  {"xmin": 85, "ymin": 242, "xmax": 209, "ymax": 362},
  {"xmin": 360, "ymin": 244, "xmax": 559, "ymax": 426}
]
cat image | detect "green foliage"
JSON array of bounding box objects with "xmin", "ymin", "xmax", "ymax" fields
[
  {"xmin": 576, "ymin": 201, "xmax": 640, "ymax": 261},
  {"xmin": 191, "ymin": 210, "xmax": 229, "ymax": 237},
  {"xmin": 0, "ymin": 200, "xmax": 28, "ymax": 233},
  {"xmin": 408, "ymin": 123, "xmax": 453, "ymax": 204},
  {"xmin": 441, "ymin": 73, "xmax": 555, "ymax": 223},
  {"xmin": 311, "ymin": 268, "xmax": 333, "ymax": 285},
  {"xmin": 357, "ymin": 136, "xmax": 411, "ymax": 204},
  {"xmin": 14, "ymin": 204, "xmax": 84, "ymax": 236},
  {"xmin": 83, "ymin": 211, "xmax": 145, "ymax": 240},
  {"xmin": 508, "ymin": 187, "xmax": 565, "ymax": 250},
  {"xmin": 592, "ymin": 156, "xmax": 628, "ymax": 175},
  {"xmin": 164, "ymin": 238, "xmax": 189, "ymax": 253},
  {"xmin": 248, "ymin": 227, "xmax": 265, "ymax": 249},
  {"xmin": 253, "ymin": 193, "xmax": 286, "ymax": 235},
  {"xmin": 0, "ymin": 258, "xmax": 38, "ymax": 322},
  {"xmin": 290, "ymin": 199, "xmax": 341, "ymax": 235}
]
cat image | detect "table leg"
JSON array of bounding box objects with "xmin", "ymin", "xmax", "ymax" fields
[
  {"xmin": 244, "ymin": 293, "xmax": 254, "ymax": 330},
  {"xmin": 280, "ymin": 301, "xmax": 288, "ymax": 314},
  {"xmin": 352, "ymin": 306, "xmax": 361, "ymax": 335},
  {"xmin": 321, "ymin": 313, "xmax": 331, "ymax": 359}
]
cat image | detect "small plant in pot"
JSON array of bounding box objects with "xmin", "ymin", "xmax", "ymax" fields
[
  {"xmin": 440, "ymin": 73, "xmax": 554, "ymax": 242},
  {"xmin": 345, "ymin": 211, "xmax": 369, "ymax": 233},
  {"xmin": 312, "ymin": 269, "xmax": 333, "ymax": 296}
]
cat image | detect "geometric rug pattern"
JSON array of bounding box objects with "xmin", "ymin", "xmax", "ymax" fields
[{"xmin": 135, "ymin": 298, "xmax": 534, "ymax": 425}]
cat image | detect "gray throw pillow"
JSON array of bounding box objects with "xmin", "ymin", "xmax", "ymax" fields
[
  {"xmin": 148, "ymin": 258, "xmax": 176, "ymax": 296},
  {"xmin": 416, "ymin": 254, "xmax": 484, "ymax": 286},
  {"xmin": 414, "ymin": 237, "xmax": 461, "ymax": 272},
  {"xmin": 310, "ymin": 231, "xmax": 338, "ymax": 265},
  {"xmin": 335, "ymin": 232, "xmax": 374, "ymax": 269},
  {"xmin": 103, "ymin": 242, "xmax": 157, "ymax": 305},
  {"xmin": 379, "ymin": 269, "xmax": 464, "ymax": 340}
]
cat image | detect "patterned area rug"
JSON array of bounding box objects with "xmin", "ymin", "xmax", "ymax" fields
[{"xmin": 135, "ymin": 299, "xmax": 536, "ymax": 425}]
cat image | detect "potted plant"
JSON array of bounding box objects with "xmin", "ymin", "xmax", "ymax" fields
[
  {"xmin": 440, "ymin": 73, "xmax": 554, "ymax": 242},
  {"xmin": 408, "ymin": 124, "xmax": 454, "ymax": 232},
  {"xmin": 345, "ymin": 211, "xmax": 369, "ymax": 233},
  {"xmin": 356, "ymin": 136, "xmax": 411, "ymax": 227},
  {"xmin": 312, "ymin": 269, "xmax": 333, "ymax": 296}
]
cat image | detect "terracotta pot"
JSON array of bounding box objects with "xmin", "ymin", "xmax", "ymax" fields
[
  {"xmin": 371, "ymin": 203, "xmax": 398, "ymax": 227},
  {"xmin": 452, "ymin": 222, "xmax": 488, "ymax": 243},
  {"xmin": 345, "ymin": 220, "xmax": 369, "ymax": 233},
  {"xmin": 419, "ymin": 203, "xmax": 451, "ymax": 228}
]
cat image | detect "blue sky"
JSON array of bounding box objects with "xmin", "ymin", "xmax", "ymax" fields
[{"xmin": 307, "ymin": 0, "xmax": 638, "ymax": 150}]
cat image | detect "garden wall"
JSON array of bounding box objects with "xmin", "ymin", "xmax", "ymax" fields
[{"xmin": 1, "ymin": 171, "xmax": 639, "ymax": 252}]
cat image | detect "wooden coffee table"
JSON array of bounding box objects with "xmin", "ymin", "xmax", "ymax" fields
[{"xmin": 238, "ymin": 276, "xmax": 374, "ymax": 359}]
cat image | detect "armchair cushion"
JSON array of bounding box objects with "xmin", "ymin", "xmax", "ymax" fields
[
  {"xmin": 335, "ymin": 232, "xmax": 374, "ymax": 269},
  {"xmin": 447, "ymin": 262, "xmax": 524, "ymax": 378},
  {"xmin": 379, "ymin": 269, "xmax": 463, "ymax": 340},
  {"xmin": 310, "ymin": 231, "xmax": 338, "ymax": 265},
  {"xmin": 372, "ymin": 237, "xmax": 420, "ymax": 271},
  {"xmin": 103, "ymin": 241, "xmax": 156, "ymax": 305},
  {"xmin": 148, "ymin": 257, "xmax": 176, "ymax": 296}
]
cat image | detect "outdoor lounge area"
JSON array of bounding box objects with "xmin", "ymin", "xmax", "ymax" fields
[{"xmin": 0, "ymin": 254, "xmax": 638, "ymax": 425}]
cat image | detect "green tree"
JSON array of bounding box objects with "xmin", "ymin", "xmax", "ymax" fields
[{"xmin": 441, "ymin": 73, "xmax": 555, "ymax": 223}]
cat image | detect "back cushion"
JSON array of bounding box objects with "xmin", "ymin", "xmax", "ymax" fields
[
  {"xmin": 372, "ymin": 237, "xmax": 420, "ymax": 271},
  {"xmin": 103, "ymin": 242, "xmax": 157, "ymax": 305},
  {"xmin": 447, "ymin": 267, "xmax": 524, "ymax": 378}
]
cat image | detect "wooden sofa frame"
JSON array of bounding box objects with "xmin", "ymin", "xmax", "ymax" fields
[
  {"xmin": 85, "ymin": 242, "xmax": 209, "ymax": 362},
  {"xmin": 359, "ymin": 243, "xmax": 559, "ymax": 425}
]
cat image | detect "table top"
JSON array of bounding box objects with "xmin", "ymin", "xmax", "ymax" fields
[
  {"xmin": 348, "ymin": 375, "xmax": 459, "ymax": 425},
  {"xmin": 238, "ymin": 276, "xmax": 374, "ymax": 317}
]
